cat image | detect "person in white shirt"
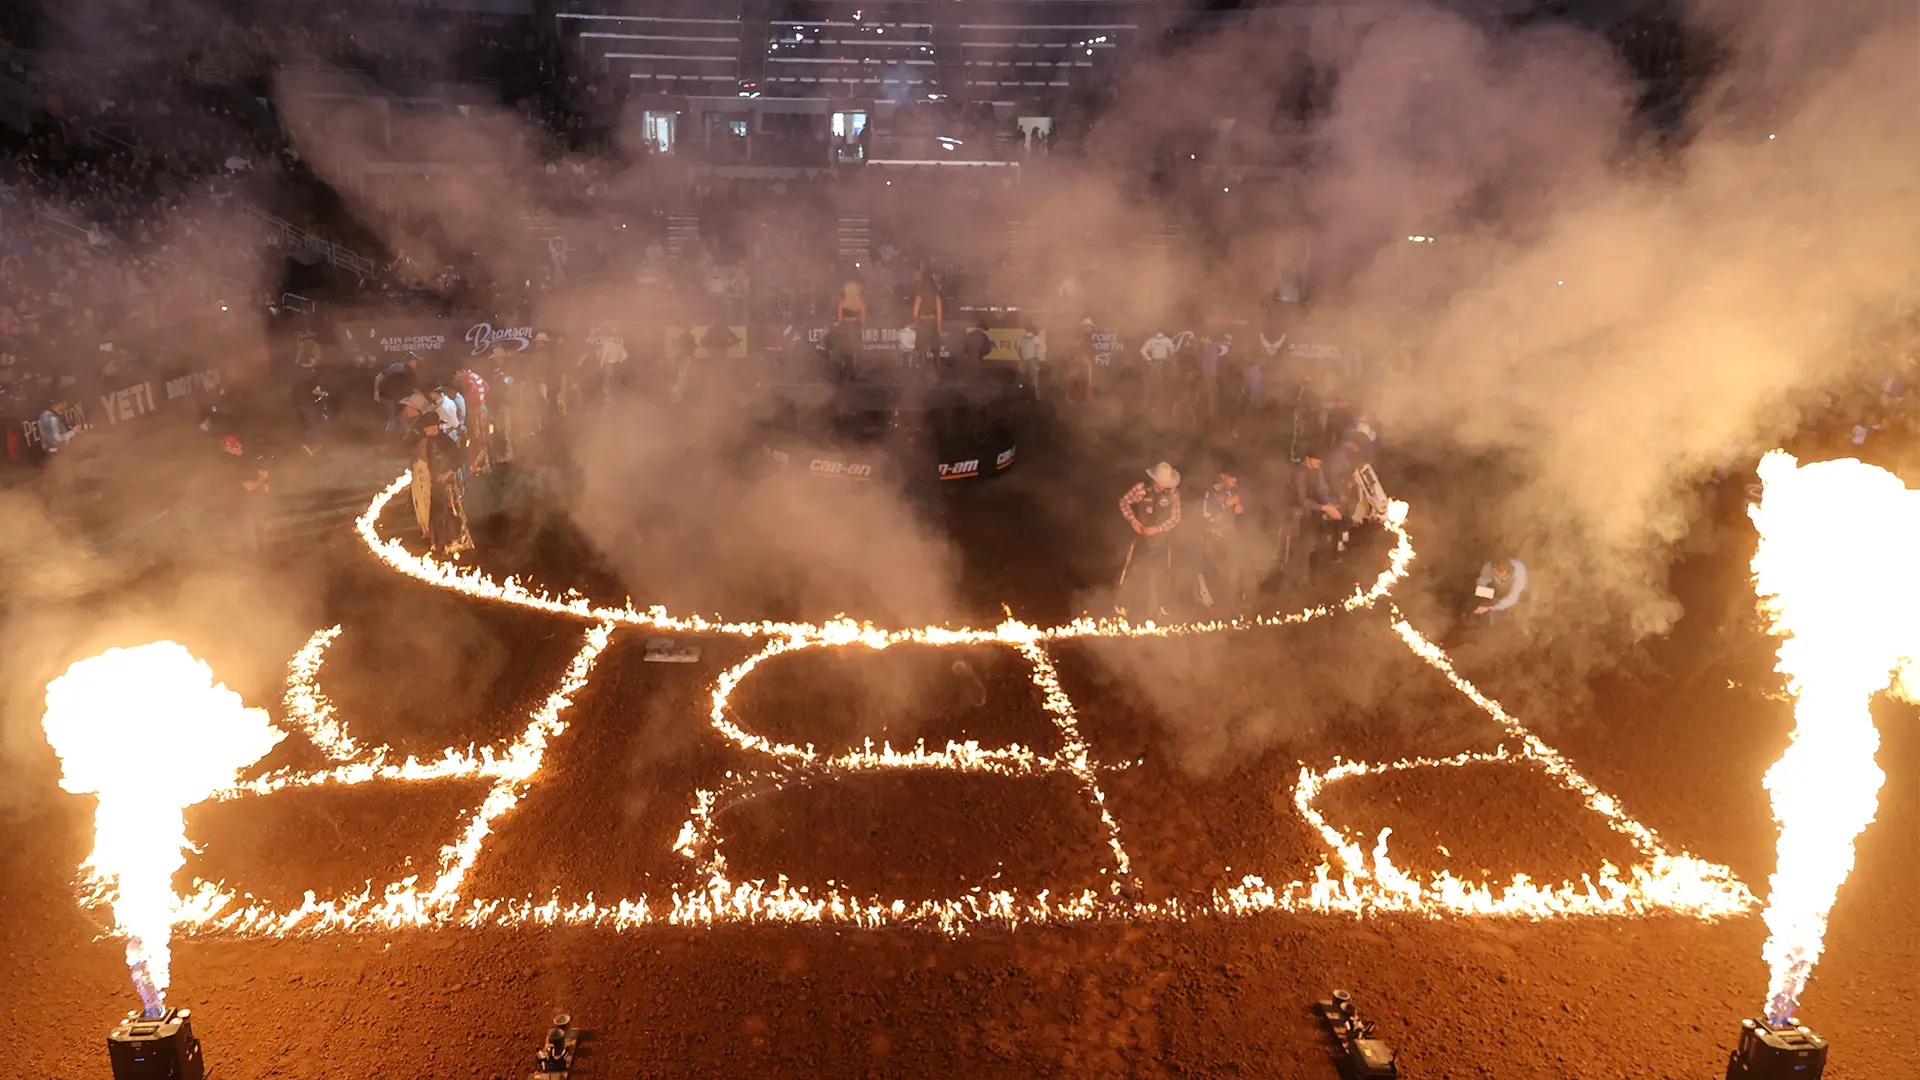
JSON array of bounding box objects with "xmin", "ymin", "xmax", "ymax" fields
[
  {"xmin": 1017, "ymin": 326, "xmax": 1044, "ymax": 399},
  {"xmin": 1139, "ymin": 330, "xmax": 1176, "ymax": 413},
  {"xmin": 897, "ymin": 323, "xmax": 918, "ymax": 368}
]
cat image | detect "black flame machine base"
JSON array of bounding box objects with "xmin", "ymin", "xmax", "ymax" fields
[
  {"xmin": 1725, "ymin": 1018, "xmax": 1827, "ymax": 1079},
  {"xmin": 532, "ymin": 1013, "xmax": 579, "ymax": 1079},
  {"xmin": 108, "ymin": 1007, "xmax": 204, "ymax": 1080},
  {"xmin": 1315, "ymin": 990, "xmax": 1399, "ymax": 1078}
]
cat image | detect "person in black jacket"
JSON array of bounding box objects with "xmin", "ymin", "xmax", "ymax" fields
[
  {"xmin": 411, "ymin": 412, "xmax": 473, "ymax": 554},
  {"xmin": 1285, "ymin": 446, "xmax": 1342, "ymax": 584}
]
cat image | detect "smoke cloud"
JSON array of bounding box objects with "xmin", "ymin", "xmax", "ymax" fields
[{"xmin": 14, "ymin": 0, "xmax": 1912, "ymax": 784}]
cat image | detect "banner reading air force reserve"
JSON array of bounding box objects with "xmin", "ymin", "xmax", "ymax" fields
[
  {"xmin": 337, "ymin": 318, "xmax": 453, "ymax": 362},
  {"xmin": 335, "ymin": 315, "xmax": 541, "ymax": 364}
]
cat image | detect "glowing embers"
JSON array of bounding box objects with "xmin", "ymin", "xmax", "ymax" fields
[
  {"xmin": 672, "ymin": 637, "xmax": 1134, "ymax": 929},
  {"xmin": 124, "ymin": 470, "xmax": 1756, "ymax": 937},
  {"xmin": 176, "ymin": 623, "xmax": 614, "ymax": 936}
]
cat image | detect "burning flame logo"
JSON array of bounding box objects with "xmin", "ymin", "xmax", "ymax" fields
[
  {"xmin": 40, "ymin": 644, "xmax": 286, "ymax": 1015},
  {"xmin": 1749, "ymin": 452, "xmax": 1898, "ymax": 1025},
  {"xmin": 49, "ymin": 470, "xmax": 1760, "ymax": 957}
]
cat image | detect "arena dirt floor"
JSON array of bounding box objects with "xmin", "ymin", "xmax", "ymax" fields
[{"xmin": 2, "ymin": 447, "xmax": 1914, "ymax": 1080}]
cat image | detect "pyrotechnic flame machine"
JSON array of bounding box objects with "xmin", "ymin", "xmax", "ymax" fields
[
  {"xmin": 1724, "ymin": 1017, "xmax": 1827, "ymax": 1080},
  {"xmin": 532, "ymin": 1013, "xmax": 580, "ymax": 1078},
  {"xmin": 107, "ymin": 1006, "xmax": 205, "ymax": 1080}
]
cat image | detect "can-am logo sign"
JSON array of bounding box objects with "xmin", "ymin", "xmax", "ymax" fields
[
  {"xmin": 939, "ymin": 459, "xmax": 980, "ymax": 479},
  {"xmin": 466, "ymin": 323, "xmax": 534, "ymax": 355},
  {"xmin": 996, "ymin": 447, "xmax": 1016, "ymax": 469},
  {"xmin": 810, "ymin": 459, "xmax": 873, "ymax": 478}
]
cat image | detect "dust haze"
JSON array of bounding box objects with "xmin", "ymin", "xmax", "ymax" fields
[{"xmin": 9, "ymin": 0, "xmax": 1914, "ymax": 787}]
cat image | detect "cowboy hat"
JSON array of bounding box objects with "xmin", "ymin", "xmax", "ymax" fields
[{"xmin": 1146, "ymin": 462, "xmax": 1180, "ymax": 488}]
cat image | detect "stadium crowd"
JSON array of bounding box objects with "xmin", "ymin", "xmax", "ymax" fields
[{"xmin": 0, "ymin": 0, "xmax": 1912, "ymax": 612}]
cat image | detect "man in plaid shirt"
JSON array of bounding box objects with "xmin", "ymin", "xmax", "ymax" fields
[{"xmin": 1117, "ymin": 461, "xmax": 1182, "ymax": 618}]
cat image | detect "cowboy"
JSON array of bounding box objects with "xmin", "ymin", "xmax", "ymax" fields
[
  {"xmin": 1469, "ymin": 558, "xmax": 1529, "ymax": 622},
  {"xmin": 1117, "ymin": 461, "xmax": 1183, "ymax": 617},
  {"xmin": 398, "ymin": 391, "xmax": 434, "ymax": 535},
  {"xmin": 410, "ymin": 411, "xmax": 473, "ymax": 554},
  {"xmin": 1285, "ymin": 446, "xmax": 1342, "ymax": 584},
  {"xmin": 1199, "ymin": 460, "xmax": 1248, "ymax": 609}
]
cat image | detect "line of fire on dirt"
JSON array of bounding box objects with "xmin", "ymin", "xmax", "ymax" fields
[{"xmin": 57, "ymin": 453, "xmax": 1895, "ymax": 1080}]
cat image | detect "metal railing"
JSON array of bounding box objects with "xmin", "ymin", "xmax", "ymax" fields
[
  {"xmin": 32, "ymin": 204, "xmax": 113, "ymax": 246},
  {"xmin": 240, "ymin": 200, "xmax": 377, "ymax": 277}
]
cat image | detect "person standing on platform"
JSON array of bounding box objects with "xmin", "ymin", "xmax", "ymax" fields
[
  {"xmin": 896, "ymin": 321, "xmax": 919, "ymax": 369},
  {"xmin": 1139, "ymin": 329, "xmax": 1176, "ymax": 416},
  {"xmin": 1018, "ymin": 324, "xmax": 1045, "ymax": 400}
]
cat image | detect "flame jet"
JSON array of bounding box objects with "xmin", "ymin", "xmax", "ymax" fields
[
  {"xmin": 41, "ymin": 643, "xmax": 285, "ymax": 1017},
  {"xmin": 1749, "ymin": 451, "xmax": 1905, "ymax": 1025}
]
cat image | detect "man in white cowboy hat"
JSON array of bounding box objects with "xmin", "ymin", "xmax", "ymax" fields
[{"xmin": 1116, "ymin": 460, "xmax": 1183, "ymax": 617}]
